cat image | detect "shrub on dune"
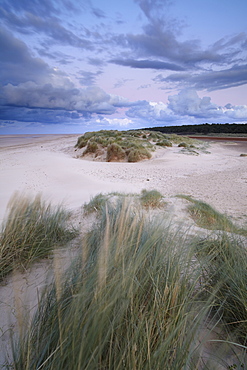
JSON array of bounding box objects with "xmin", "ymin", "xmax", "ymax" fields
[
  {"xmin": 83, "ymin": 141, "xmax": 98, "ymax": 155},
  {"xmin": 156, "ymin": 140, "xmax": 173, "ymax": 147},
  {"xmin": 127, "ymin": 147, "xmax": 151, "ymax": 162},
  {"xmin": 106, "ymin": 143, "xmax": 126, "ymax": 162},
  {"xmin": 75, "ymin": 136, "xmax": 87, "ymax": 149}
]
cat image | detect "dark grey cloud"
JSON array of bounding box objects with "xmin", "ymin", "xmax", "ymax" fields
[
  {"xmin": 35, "ymin": 48, "xmax": 74, "ymax": 66},
  {"xmin": 77, "ymin": 70, "xmax": 103, "ymax": 86},
  {"xmin": 0, "ymin": 0, "xmax": 83, "ymax": 18},
  {"xmin": 87, "ymin": 57, "xmax": 106, "ymax": 67},
  {"xmin": 156, "ymin": 64, "xmax": 247, "ymax": 91},
  {"xmin": 0, "ymin": 8, "xmax": 93, "ymax": 49},
  {"xmin": 0, "ymin": 105, "xmax": 81, "ymax": 124},
  {"xmin": 119, "ymin": 0, "xmax": 247, "ymax": 71},
  {"xmin": 0, "ymin": 27, "xmax": 59, "ymax": 85},
  {"xmin": 0, "ymin": 0, "xmax": 96, "ymax": 54},
  {"xmin": 2, "ymin": 83, "xmax": 120, "ymax": 114},
  {"xmin": 0, "ymin": 26, "xmax": 134, "ymax": 126},
  {"xmin": 0, "ymin": 0, "xmax": 60, "ymax": 18},
  {"xmin": 124, "ymin": 25, "xmax": 235, "ymax": 67},
  {"xmin": 190, "ymin": 64, "xmax": 247, "ymax": 91},
  {"xmin": 92, "ymin": 7, "xmax": 106, "ymax": 19},
  {"xmin": 109, "ymin": 58, "xmax": 185, "ymax": 71}
]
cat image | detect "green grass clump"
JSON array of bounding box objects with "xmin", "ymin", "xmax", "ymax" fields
[
  {"xmin": 178, "ymin": 195, "xmax": 246, "ymax": 234},
  {"xmin": 156, "ymin": 139, "xmax": 173, "ymax": 147},
  {"xmin": 83, "ymin": 141, "xmax": 98, "ymax": 155},
  {"xmin": 12, "ymin": 199, "xmax": 208, "ymax": 369},
  {"xmin": 178, "ymin": 142, "xmax": 189, "ymax": 148},
  {"xmin": 75, "ymin": 130, "xmax": 199, "ymax": 162},
  {"xmin": 127, "ymin": 147, "xmax": 152, "ymax": 162},
  {"xmin": 75, "ymin": 136, "xmax": 87, "ymax": 149},
  {"xmin": 83, "ymin": 193, "xmax": 109, "ymax": 215},
  {"xmin": 106, "ymin": 143, "xmax": 126, "ymax": 162},
  {"xmin": 0, "ymin": 193, "xmax": 76, "ymax": 280},
  {"xmin": 140, "ymin": 189, "xmax": 165, "ymax": 208},
  {"xmin": 196, "ymin": 235, "xmax": 247, "ymax": 345}
]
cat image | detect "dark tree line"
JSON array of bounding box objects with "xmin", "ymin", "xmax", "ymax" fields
[{"xmin": 144, "ymin": 123, "xmax": 247, "ymax": 135}]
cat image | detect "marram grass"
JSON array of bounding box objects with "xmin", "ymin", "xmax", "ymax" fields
[
  {"xmin": 196, "ymin": 234, "xmax": 247, "ymax": 345},
  {"xmin": 0, "ymin": 192, "xmax": 76, "ymax": 280},
  {"xmin": 178, "ymin": 195, "xmax": 247, "ymax": 236},
  {"xmin": 75, "ymin": 129, "xmax": 201, "ymax": 162},
  {"xmin": 11, "ymin": 199, "xmax": 212, "ymax": 369},
  {"xmin": 9, "ymin": 195, "xmax": 247, "ymax": 369}
]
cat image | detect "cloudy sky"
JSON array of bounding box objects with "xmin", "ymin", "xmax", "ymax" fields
[{"xmin": 0, "ymin": 0, "xmax": 247, "ymax": 133}]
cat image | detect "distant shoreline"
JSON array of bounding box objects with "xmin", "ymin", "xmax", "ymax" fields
[
  {"xmin": 188, "ymin": 135, "xmax": 247, "ymax": 141},
  {"xmin": 0, "ymin": 134, "xmax": 79, "ymax": 149}
]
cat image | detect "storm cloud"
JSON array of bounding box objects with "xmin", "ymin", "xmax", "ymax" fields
[
  {"xmin": 0, "ymin": 0, "xmax": 246, "ymax": 132},
  {"xmin": 109, "ymin": 58, "xmax": 185, "ymax": 71}
]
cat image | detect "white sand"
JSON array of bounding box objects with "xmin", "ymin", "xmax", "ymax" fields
[
  {"xmin": 0, "ymin": 134, "xmax": 246, "ymax": 223},
  {"xmin": 0, "ymin": 134, "xmax": 247, "ymax": 367}
]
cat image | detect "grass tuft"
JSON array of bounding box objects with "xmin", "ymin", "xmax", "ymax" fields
[
  {"xmin": 196, "ymin": 235, "xmax": 247, "ymax": 345},
  {"xmin": 156, "ymin": 139, "xmax": 173, "ymax": 147},
  {"xmin": 140, "ymin": 189, "xmax": 165, "ymax": 208},
  {"xmin": 83, "ymin": 193, "xmax": 109, "ymax": 215},
  {"xmin": 106, "ymin": 143, "xmax": 126, "ymax": 162},
  {"xmin": 177, "ymin": 195, "xmax": 246, "ymax": 235},
  {"xmin": 127, "ymin": 147, "xmax": 152, "ymax": 162},
  {"xmin": 11, "ymin": 198, "xmax": 208, "ymax": 369},
  {"xmin": 83, "ymin": 140, "xmax": 98, "ymax": 155},
  {"xmin": 0, "ymin": 193, "xmax": 76, "ymax": 280}
]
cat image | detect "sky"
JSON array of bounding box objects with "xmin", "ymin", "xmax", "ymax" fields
[{"xmin": 0, "ymin": 0, "xmax": 247, "ymax": 134}]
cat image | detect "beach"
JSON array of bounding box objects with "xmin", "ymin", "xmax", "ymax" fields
[
  {"xmin": 0, "ymin": 133, "xmax": 247, "ymax": 367},
  {"xmin": 0, "ymin": 134, "xmax": 247, "ymax": 224}
]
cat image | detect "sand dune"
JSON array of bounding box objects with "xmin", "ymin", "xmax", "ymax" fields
[
  {"xmin": 0, "ymin": 134, "xmax": 247, "ymax": 367},
  {"xmin": 0, "ymin": 134, "xmax": 246, "ymax": 224}
]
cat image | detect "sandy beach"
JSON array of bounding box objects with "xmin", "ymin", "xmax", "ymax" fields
[
  {"xmin": 0, "ymin": 134, "xmax": 247, "ymax": 224},
  {"xmin": 0, "ymin": 134, "xmax": 247, "ymax": 367}
]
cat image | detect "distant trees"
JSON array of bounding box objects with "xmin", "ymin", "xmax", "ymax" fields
[{"xmin": 145, "ymin": 123, "xmax": 247, "ymax": 135}]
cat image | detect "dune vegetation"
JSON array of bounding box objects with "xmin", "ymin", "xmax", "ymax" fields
[
  {"xmin": 0, "ymin": 193, "xmax": 77, "ymax": 281},
  {"xmin": 74, "ymin": 129, "xmax": 200, "ymax": 162},
  {"xmin": 178, "ymin": 195, "xmax": 247, "ymax": 236},
  {"xmin": 6, "ymin": 192, "xmax": 247, "ymax": 369}
]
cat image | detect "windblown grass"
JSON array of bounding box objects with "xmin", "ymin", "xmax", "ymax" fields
[
  {"xmin": 178, "ymin": 195, "xmax": 247, "ymax": 235},
  {"xmin": 11, "ymin": 198, "xmax": 213, "ymax": 369},
  {"xmin": 83, "ymin": 190, "xmax": 165, "ymax": 217},
  {"xmin": 83, "ymin": 193, "xmax": 109, "ymax": 215},
  {"xmin": 0, "ymin": 193, "xmax": 76, "ymax": 280},
  {"xmin": 196, "ymin": 235, "xmax": 247, "ymax": 346},
  {"xmin": 9, "ymin": 195, "xmax": 247, "ymax": 368}
]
